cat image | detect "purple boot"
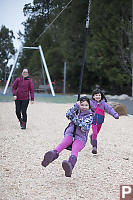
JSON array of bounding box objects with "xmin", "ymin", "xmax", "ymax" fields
[
  {"xmin": 92, "ymin": 140, "xmax": 97, "ymax": 154},
  {"xmin": 41, "ymin": 150, "xmax": 59, "ymax": 167},
  {"xmin": 62, "ymin": 155, "xmax": 77, "ymax": 177}
]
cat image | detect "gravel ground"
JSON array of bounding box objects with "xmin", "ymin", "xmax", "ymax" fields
[{"xmin": 0, "ymin": 102, "xmax": 133, "ymax": 200}]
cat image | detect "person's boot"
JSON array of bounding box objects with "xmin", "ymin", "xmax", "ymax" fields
[
  {"xmin": 21, "ymin": 122, "xmax": 26, "ymax": 129},
  {"xmin": 19, "ymin": 118, "xmax": 23, "ymax": 128},
  {"xmin": 90, "ymin": 134, "xmax": 92, "ymax": 145},
  {"xmin": 62, "ymin": 155, "xmax": 77, "ymax": 177},
  {"xmin": 41, "ymin": 150, "xmax": 59, "ymax": 167},
  {"xmin": 92, "ymin": 140, "xmax": 97, "ymax": 154}
]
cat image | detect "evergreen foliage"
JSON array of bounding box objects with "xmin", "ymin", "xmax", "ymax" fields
[
  {"xmin": 17, "ymin": 0, "xmax": 131, "ymax": 95},
  {"xmin": 0, "ymin": 25, "xmax": 15, "ymax": 83}
]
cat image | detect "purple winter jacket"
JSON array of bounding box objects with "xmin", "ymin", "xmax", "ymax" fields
[
  {"xmin": 12, "ymin": 76, "xmax": 34, "ymax": 101},
  {"xmin": 64, "ymin": 103, "xmax": 93, "ymax": 146},
  {"xmin": 90, "ymin": 99, "xmax": 119, "ymax": 125}
]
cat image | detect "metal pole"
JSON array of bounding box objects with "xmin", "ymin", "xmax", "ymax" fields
[
  {"xmin": 41, "ymin": 58, "xmax": 46, "ymax": 93},
  {"xmin": 23, "ymin": 47, "xmax": 39, "ymax": 50},
  {"xmin": 39, "ymin": 45, "xmax": 55, "ymax": 96},
  {"xmin": 3, "ymin": 48, "xmax": 22, "ymax": 94},
  {"xmin": 132, "ymin": 67, "xmax": 133, "ymax": 98},
  {"xmin": 4, "ymin": 66, "xmax": 6, "ymax": 86},
  {"xmin": 64, "ymin": 62, "xmax": 66, "ymax": 94},
  {"xmin": 78, "ymin": 0, "xmax": 91, "ymax": 100}
]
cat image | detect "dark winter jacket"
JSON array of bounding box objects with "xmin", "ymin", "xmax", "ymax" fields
[
  {"xmin": 90, "ymin": 99, "xmax": 119, "ymax": 125},
  {"xmin": 12, "ymin": 76, "xmax": 34, "ymax": 101}
]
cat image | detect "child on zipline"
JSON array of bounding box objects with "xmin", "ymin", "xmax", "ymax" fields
[
  {"xmin": 90, "ymin": 89, "xmax": 119, "ymax": 154},
  {"xmin": 41, "ymin": 96, "xmax": 93, "ymax": 177}
]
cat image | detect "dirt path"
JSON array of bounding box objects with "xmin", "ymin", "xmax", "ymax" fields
[{"xmin": 0, "ymin": 102, "xmax": 133, "ymax": 200}]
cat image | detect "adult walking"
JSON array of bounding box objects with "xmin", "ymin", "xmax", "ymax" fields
[{"xmin": 12, "ymin": 68, "xmax": 34, "ymax": 129}]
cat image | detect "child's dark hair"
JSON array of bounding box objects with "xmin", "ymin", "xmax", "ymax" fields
[
  {"xmin": 79, "ymin": 96, "xmax": 90, "ymax": 108},
  {"xmin": 92, "ymin": 89, "xmax": 107, "ymax": 102}
]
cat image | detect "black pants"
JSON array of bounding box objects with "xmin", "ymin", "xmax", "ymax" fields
[{"xmin": 15, "ymin": 100, "xmax": 29, "ymax": 122}]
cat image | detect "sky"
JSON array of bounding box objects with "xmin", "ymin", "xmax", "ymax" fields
[{"xmin": 0, "ymin": 0, "xmax": 33, "ymax": 50}]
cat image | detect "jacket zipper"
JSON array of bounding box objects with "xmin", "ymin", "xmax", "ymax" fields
[{"xmin": 96, "ymin": 103, "xmax": 99, "ymax": 125}]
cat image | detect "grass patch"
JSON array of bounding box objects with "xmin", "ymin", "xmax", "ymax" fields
[
  {"xmin": 0, "ymin": 93, "xmax": 77, "ymax": 104},
  {"xmin": 34, "ymin": 94, "xmax": 77, "ymax": 104}
]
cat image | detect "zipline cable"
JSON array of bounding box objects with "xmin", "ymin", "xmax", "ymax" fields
[
  {"xmin": 66, "ymin": 0, "xmax": 92, "ymax": 151},
  {"xmin": 78, "ymin": 0, "xmax": 92, "ymax": 100},
  {"xmin": 32, "ymin": 0, "xmax": 73, "ymax": 46}
]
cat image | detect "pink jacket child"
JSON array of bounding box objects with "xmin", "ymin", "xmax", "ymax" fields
[
  {"xmin": 41, "ymin": 96, "xmax": 93, "ymax": 177},
  {"xmin": 90, "ymin": 89, "xmax": 119, "ymax": 154},
  {"xmin": 12, "ymin": 69, "xmax": 34, "ymax": 129}
]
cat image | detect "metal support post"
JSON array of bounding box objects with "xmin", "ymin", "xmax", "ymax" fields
[
  {"xmin": 39, "ymin": 45, "xmax": 55, "ymax": 96},
  {"xmin": 64, "ymin": 62, "xmax": 66, "ymax": 94},
  {"xmin": 3, "ymin": 48, "xmax": 22, "ymax": 95}
]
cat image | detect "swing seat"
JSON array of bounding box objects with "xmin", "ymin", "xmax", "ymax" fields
[{"xmin": 66, "ymin": 143, "xmax": 73, "ymax": 151}]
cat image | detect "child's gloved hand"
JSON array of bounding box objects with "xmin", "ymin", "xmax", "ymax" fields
[
  {"xmin": 114, "ymin": 114, "xmax": 119, "ymax": 119},
  {"xmin": 115, "ymin": 116, "xmax": 119, "ymax": 119}
]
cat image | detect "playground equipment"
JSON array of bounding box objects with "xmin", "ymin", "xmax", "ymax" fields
[
  {"xmin": 3, "ymin": 0, "xmax": 73, "ymax": 96},
  {"xmin": 3, "ymin": 45, "xmax": 55, "ymax": 96}
]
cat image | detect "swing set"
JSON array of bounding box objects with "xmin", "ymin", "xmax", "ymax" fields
[{"xmin": 3, "ymin": 45, "xmax": 55, "ymax": 96}]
